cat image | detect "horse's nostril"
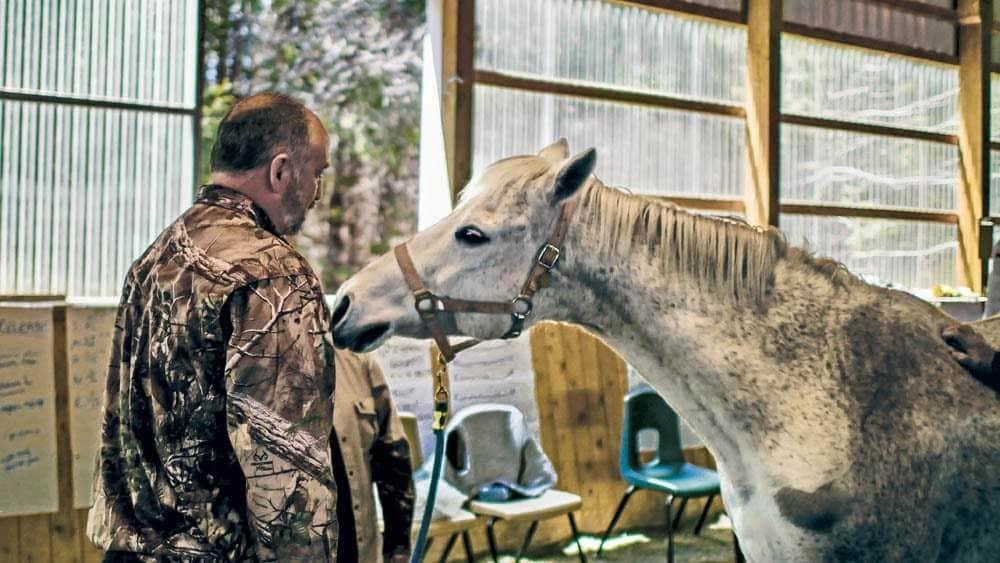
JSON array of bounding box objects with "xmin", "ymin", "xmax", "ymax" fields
[{"xmin": 331, "ymin": 294, "xmax": 351, "ymax": 327}]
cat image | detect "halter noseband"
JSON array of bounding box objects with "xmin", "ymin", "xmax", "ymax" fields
[{"xmin": 393, "ymin": 198, "xmax": 578, "ymax": 363}]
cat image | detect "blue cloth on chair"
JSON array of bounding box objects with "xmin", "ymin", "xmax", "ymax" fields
[{"xmin": 436, "ymin": 404, "xmax": 557, "ymax": 499}]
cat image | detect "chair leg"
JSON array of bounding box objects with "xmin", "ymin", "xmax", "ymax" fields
[
  {"xmin": 734, "ymin": 531, "xmax": 746, "ymax": 563},
  {"xmin": 514, "ymin": 520, "xmax": 540, "ymax": 562},
  {"xmin": 486, "ymin": 517, "xmax": 499, "ymax": 563},
  {"xmin": 419, "ymin": 537, "xmax": 434, "ymax": 562},
  {"xmin": 666, "ymin": 495, "xmax": 675, "ymax": 563},
  {"xmin": 437, "ymin": 533, "xmax": 459, "ymax": 563},
  {"xmin": 694, "ymin": 494, "xmax": 715, "ymax": 535},
  {"xmin": 567, "ymin": 512, "xmax": 587, "ymax": 563},
  {"xmin": 671, "ymin": 497, "xmax": 688, "ymax": 532},
  {"xmin": 597, "ymin": 484, "xmax": 636, "ymax": 556},
  {"xmin": 461, "ymin": 530, "xmax": 475, "ymax": 563}
]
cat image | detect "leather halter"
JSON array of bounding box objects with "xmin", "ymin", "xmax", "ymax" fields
[{"xmin": 394, "ymin": 198, "xmax": 579, "ymax": 363}]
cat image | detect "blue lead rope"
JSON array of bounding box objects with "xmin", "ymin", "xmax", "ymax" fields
[
  {"xmin": 410, "ymin": 427, "xmax": 446, "ymax": 563},
  {"xmin": 410, "ymin": 350, "xmax": 452, "ymax": 563}
]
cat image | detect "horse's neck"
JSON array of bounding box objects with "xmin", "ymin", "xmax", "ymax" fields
[{"xmin": 552, "ymin": 196, "xmax": 867, "ymax": 488}]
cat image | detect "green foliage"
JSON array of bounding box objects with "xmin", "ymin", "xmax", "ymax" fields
[
  {"xmin": 200, "ymin": 0, "xmax": 424, "ymax": 287},
  {"xmin": 200, "ymin": 82, "xmax": 237, "ymax": 184}
]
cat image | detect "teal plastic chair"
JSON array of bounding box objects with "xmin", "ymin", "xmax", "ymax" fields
[{"xmin": 598, "ymin": 388, "xmax": 721, "ymax": 561}]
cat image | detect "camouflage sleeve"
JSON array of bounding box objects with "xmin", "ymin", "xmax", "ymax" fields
[
  {"xmin": 366, "ymin": 356, "xmax": 415, "ymax": 559},
  {"xmin": 224, "ymin": 275, "xmax": 338, "ymax": 561}
]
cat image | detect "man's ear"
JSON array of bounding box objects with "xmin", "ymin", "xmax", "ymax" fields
[
  {"xmin": 268, "ymin": 152, "xmax": 292, "ymax": 194},
  {"xmin": 551, "ymin": 148, "xmax": 596, "ymax": 203},
  {"xmin": 538, "ymin": 138, "xmax": 569, "ymax": 163}
]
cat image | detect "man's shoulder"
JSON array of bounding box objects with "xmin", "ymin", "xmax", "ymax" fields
[
  {"xmin": 131, "ymin": 201, "xmax": 317, "ymax": 295},
  {"xmin": 184, "ymin": 202, "xmax": 313, "ymax": 279}
]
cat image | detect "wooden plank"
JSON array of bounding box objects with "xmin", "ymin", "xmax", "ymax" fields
[
  {"xmin": 475, "ymin": 70, "xmax": 746, "ymax": 119},
  {"xmin": 864, "ymin": 0, "xmax": 957, "ymax": 21},
  {"xmin": 531, "ymin": 324, "xmax": 581, "ymax": 492},
  {"xmin": 0, "ymin": 518, "xmax": 19, "ymax": 562},
  {"xmin": 566, "ymin": 329, "xmax": 604, "ymax": 517},
  {"xmin": 610, "ymin": 0, "xmax": 745, "ymax": 24},
  {"xmin": 77, "ymin": 509, "xmax": 102, "ymax": 563},
  {"xmin": 781, "ymin": 113, "xmax": 958, "ymax": 146},
  {"xmin": 782, "ymin": 23, "xmax": 959, "ymax": 66},
  {"xmin": 745, "ymin": 0, "xmax": 781, "ymax": 228},
  {"xmin": 441, "ymin": 0, "xmax": 475, "ymax": 205},
  {"xmin": 957, "ymin": 0, "xmax": 991, "ymax": 293},
  {"xmin": 51, "ymin": 305, "xmax": 82, "ymax": 563},
  {"xmin": 589, "ymin": 331, "xmax": 633, "ymax": 532},
  {"xmin": 654, "ymin": 195, "xmax": 745, "ymax": 213},
  {"xmin": 780, "ymin": 203, "xmax": 958, "ymax": 224},
  {"xmin": 19, "ymin": 514, "xmax": 52, "ymax": 562}
]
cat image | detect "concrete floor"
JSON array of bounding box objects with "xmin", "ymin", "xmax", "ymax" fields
[{"xmin": 475, "ymin": 525, "xmax": 737, "ymax": 563}]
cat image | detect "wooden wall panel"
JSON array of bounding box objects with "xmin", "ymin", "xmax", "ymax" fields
[{"xmin": 0, "ymin": 518, "xmax": 20, "ymax": 561}]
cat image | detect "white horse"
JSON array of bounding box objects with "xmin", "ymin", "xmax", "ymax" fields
[{"xmin": 331, "ymin": 141, "xmax": 1000, "ymax": 562}]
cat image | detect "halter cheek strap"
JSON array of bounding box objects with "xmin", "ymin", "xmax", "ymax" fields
[{"xmin": 393, "ymin": 198, "xmax": 579, "ymax": 363}]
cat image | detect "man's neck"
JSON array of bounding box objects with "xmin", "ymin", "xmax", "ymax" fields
[{"xmin": 209, "ymin": 170, "xmax": 264, "ymax": 199}]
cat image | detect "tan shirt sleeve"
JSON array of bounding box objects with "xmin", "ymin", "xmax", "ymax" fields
[
  {"xmin": 365, "ymin": 356, "xmax": 415, "ymax": 558},
  {"xmin": 224, "ymin": 274, "xmax": 338, "ymax": 561}
]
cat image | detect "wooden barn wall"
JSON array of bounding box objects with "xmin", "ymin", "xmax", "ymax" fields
[{"xmin": 0, "ymin": 313, "xmax": 718, "ymax": 561}]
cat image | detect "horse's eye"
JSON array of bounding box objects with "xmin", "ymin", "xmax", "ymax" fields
[{"xmin": 455, "ymin": 225, "xmax": 490, "ymax": 246}]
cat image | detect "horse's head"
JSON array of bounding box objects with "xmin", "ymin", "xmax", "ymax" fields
[{"xmin": 331, "ymin": 140, "xmax": 596, "ymax": 352}]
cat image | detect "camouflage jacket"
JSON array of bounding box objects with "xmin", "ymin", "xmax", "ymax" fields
[{"xmin": 87, "ymin": 186, "xmax": 413, "ymax": 562}]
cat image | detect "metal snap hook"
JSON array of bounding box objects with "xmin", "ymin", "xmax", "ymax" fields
[{"xmin": 511, "ymin": 295, "xmax": 533, "ymax": 320}]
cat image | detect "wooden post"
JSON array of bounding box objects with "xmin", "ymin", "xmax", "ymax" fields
[
  {"xmin": 745, "ymin": 0, "xmax": 782, "ymax": 228},
  {"xmin": 50, "ymin": 305, "xmax": 83, "ymax": 562},
  {"xmin": 441, "ymin": 0, "xmax": 475, "ymax": 205},
  {"xmin": 957, "ymin": 0, "xmax": 992, "ymax": 293}
]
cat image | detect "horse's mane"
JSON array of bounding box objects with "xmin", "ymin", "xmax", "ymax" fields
[{"xmin": 579, "ymin": 180, "xmax": 857, "ymax": 305}]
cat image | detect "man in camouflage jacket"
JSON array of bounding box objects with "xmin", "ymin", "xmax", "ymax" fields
[{"xmin": 87, "ymin": 93, "xmax": 414, "ymax": 562}]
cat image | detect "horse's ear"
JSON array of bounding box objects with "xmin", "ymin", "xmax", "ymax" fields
[
  {"xmin": 552, "ymin": 148, "xmax": 596, "ymax": 203},
  {"xmin": 538, "ymin": 138, "xmax": 569, "ymax": 163}
]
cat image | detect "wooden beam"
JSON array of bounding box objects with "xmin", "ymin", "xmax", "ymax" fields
[
  {"xmin": 957, "ymin": 0, "xmax": 991, "ymax": 293},
  {"xmin": 474, "ymin": 70, "xmax": 746, "ymax": 118},
  {"xmin": 193, "ymin": 0, "xmax": 207, "ymax": 189},
  {"xmin": 781, "ymin": 114, "xmax": 958, "ymax": 145},
  {"xmin": 864, "ymin": 0, "xmax": 958, "ymax": 22},
  {"xmin": 653, "ymin": 195, "xmax": 746, "ymax": 213},
  {"xmin": 781, "ymin": 204, "xmax": 958, "ymax": 224},
  {"xmin": 783, "ymin": 23, "xmax": 960, "ymax": 66},
  {"xmin": 441, "ymin": 0, "xmax": 475, "ymax": 206},
  {"xmin": 608, "ymin": 0, "xmax": 745, "ymax": 24},
  {"xmin": 745, "ymin": 0, "xmax": 781, "ymax": 228},
  {"xmin": 50, "ymin": 305, "xmax": 80, "ymax": 563}
]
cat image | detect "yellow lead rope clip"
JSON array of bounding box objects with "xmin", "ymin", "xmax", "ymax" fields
[{"xmin": 431, "ymin": 347, "xmax": 451, "ymax": 431}]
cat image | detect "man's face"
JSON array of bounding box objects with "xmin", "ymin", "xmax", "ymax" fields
[{"xmin": 278, "ymin": 131, "xmax": 330, "ymax": 235}]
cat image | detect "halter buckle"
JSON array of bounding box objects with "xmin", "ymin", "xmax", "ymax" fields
[
  {"xmin": 511, "ymin": 295, "xmax": 533, "ymax": 320},
  {"xmin": 414, "ymin": 290, "xmax": 441, "ymax": 314},
  {"xmin": 537, "ymin": 244, "xmax": 561, "ymax": 269}
]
